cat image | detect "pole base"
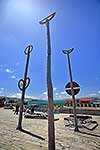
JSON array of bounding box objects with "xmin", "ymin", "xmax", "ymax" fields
[
  {"xmin": 16, "ymin": 126, "xmax": 22, "ymax": 131},
  {"xmin": 74, "ymin": 127, "xmax": 79, "ymax": 132}
]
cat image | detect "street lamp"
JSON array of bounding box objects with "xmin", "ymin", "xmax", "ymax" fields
[
  {"xmin": 62, "ymin": 48, "xmax": 79, "ymax": 132},
  {"xmin": 39, "ymin": 12, "xmax": 56, "ymax": 150}
]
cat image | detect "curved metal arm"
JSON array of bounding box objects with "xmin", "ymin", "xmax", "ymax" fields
[
  {"xmin": 18, "ymin": 79, "xmax": 24, "ymax": 91},
  {"xmin": 18, "ymin": 77, "xmax": 30, "ymax": 91},
  {"xmin": 24, "ymin": 45, "xmax": 33, "ymax": 55},
  {"xmin": 62, "ymin": 48, "xmax": 74, "ymax": 55},
  {"xmin": 24, "ymin": 77, "xmax": 30, "ymax": 89},
  {"xmin": 39, "ymin": 12, "xmax": 56, "ymax": 25}
]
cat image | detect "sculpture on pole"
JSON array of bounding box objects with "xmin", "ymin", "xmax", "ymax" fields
[
  {"xmin": 16, "ymin": 45, "xmax": 33, "ymax": 130},
  {"xmin": 62, "ymin": 48, "xmax": 79, "ymax": 132},
  {"xmin": 39, "ymin": 12, "xmax": 56, "ymax": 150}
]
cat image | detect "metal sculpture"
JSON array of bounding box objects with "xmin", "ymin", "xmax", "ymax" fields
[
  {"xmin": 39, "ymin": 12, "xmax": 56, "ymax": 150},
  {"xmin": 62, "ymin": 48, "xmax": 79, "ymax": 132},
  {"xmin": 16, "ymin": 45, "xmax": 33, "ymax": 130},
  {"xmin": 64, "ymin": 115, "xmax": 98, "ymax": 130},
  {"xmin": 65, "ymin": 81, "xmax": 80, "ymax": 96}
]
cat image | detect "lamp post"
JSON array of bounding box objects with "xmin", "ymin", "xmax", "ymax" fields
[
  {"xmin": 39, "ymin": 12, "xmax": 56, "ymax": 150},
  {"xmin": 62, "ymin": 48, "xmax": 79, "ymax": 132},
  {"xmin": 16, "ymin": 45, "xmax": 33, "ymax": 130}
]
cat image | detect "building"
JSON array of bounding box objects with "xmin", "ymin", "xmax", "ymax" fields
[{"xmin": 65, "ymin": 97, "xmax": 100, "ymax": 107}]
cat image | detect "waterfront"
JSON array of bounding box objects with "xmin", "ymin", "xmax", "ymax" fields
[{"xmin": 0, "ymin": 108, "xmax": 100, "ymax": 150}]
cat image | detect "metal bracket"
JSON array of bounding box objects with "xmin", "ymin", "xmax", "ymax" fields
[
  {"xmin": 39, "ymin": 12, "xmax": 56, "ymax": 25},
  {"xmin": 62, "ymin": 48, "xmax": 74, "ymax": 55},
  {"xmin": 24, "ymin": 45, "xmax": 33, "ymax": 55}
]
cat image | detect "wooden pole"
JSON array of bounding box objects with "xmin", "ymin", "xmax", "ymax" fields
[
  {"xmin": 46, "ymin": 21, "xmax": 55, "ymax": 150},
  {"xmin": 39, "ymin": 12, "xmax": 56, "ymax": 150}
]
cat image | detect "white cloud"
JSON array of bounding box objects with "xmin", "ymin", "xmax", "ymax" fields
[
  {"xmin": 53, "ymin": 87, "xmax": 57, "ymax": 91},
  {"xmin": 55, "ymin": 94, "xmax": 67, "ymax": 99},
  {"xmin": 0, "ymin": 88, "xmax": 4, "ymax": 91},
  {"xmin": 60, "ymin": 91, "xmax": 66, "ymax": 95},
  {"xmin": 88, "ymin": 93, "xmax": 97, "ymax": 96},
  {"xmin": 25, "ymin": 95, "xmax": 38, "ymax": 99},
  {"xmin": 40, "ymin": 91, "xmax": 48, "ymax": 100},
  {"xmin": 9, "ymin": 92, "xmax": 38, "ymax": 99},
  {"xmin": 55, "ymin": 93, "xmax": 59, "ymax": 95},
  {"xmin": 41, "ymin": 89, "xmax": 68, "ymax": 100},
  {"xmin": 43, "ymin": 91, "xmax": 47, "ymax": 95},
  {"xmin": 0, "ymin": 88, "xmax": 5, "ymax": 95},
  {"xmin": 98, "ymin": 91, "xmax": 100, "ymax": 94},
  {"xmin": 11, "ymin": 75, "xmax": 16, "ymax": 79},
  {"xmin": 11, "ymin": 93, "xmax": 21, "ymax": 98},
  {"xmin": 5, "ymin": 68, "xmax": 13, "ymax": 74},
  {"xmin": 11, "ymin": 75, "xmax": 18, "ymax": 80}
]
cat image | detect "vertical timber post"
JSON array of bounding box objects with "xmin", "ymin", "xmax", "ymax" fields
[
  {"xmin": 16, "ymin": 45, "xmax": 33, "ymax": 130},
  {"xmin": 62, "ymin": 48, "xmax": 79, "ymax": 132},
  {"xmin": 39, "ymin": 12, "xmax": 56, "ymax": 150}
]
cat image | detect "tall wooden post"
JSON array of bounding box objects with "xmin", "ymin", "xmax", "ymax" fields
[
  {"xmin": 16, "ymin": 45, "xmax": 33, "ymax": 130},
  {"xmin": 39, "ymin": 12, "xmax": 56, "ymax": 150}
]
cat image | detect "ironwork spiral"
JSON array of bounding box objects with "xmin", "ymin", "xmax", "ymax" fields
[
  {"xmin": 24, "ymin": 45, "xmax": 33, "ymax": 55},
  {"xmin": 18, "ymin": 77, "xmax": 30, "ymax": 91}
]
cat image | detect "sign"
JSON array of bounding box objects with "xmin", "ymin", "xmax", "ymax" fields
[{"xmin": 65, "ymin": 81, "xmax": 80, "ymax": 95}]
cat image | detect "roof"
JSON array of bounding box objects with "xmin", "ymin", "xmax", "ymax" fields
[
  {"xmin": 66, "ymin": 98, "xmax": 92, "ymax": 103},
  {"xmin": 80, "ymin": 98, "xmax": 92, "ymax": 102}
]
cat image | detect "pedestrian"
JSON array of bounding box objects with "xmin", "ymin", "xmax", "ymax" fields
[{"xmin": 14, "ymin": 103, "xmax": 19, "ymax": 115}]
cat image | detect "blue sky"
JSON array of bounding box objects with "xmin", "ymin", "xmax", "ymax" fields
[{"xmin": 0, "ymin": 0, "xmax": 100, "ymax": 99}]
